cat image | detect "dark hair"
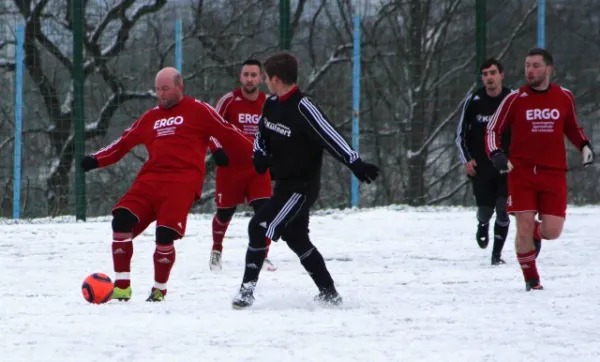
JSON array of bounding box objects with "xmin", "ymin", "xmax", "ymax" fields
[
  {"xmin": 263, "ymin": 51, "xmax": 298, "ymax": 85},
  {"xmin": 479, "ymin": 58, "xmax": 504, "ymax": 74},
  {"xmin": 526, "ymin": 47, "xmax": 554, "ymax": 66},
  {"xmin": 242, "ymin": 59, "xmax": 262, "ymax": 69}
]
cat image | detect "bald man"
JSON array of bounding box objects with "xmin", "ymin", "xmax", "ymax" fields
[{"xmin": 81, "ymin": 67, "xmax": 254, "ymax": 302}]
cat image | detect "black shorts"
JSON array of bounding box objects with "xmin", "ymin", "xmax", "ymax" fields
[{"xmin": 470, "ymin": 172, "xmax": 507, "ymax": 208}]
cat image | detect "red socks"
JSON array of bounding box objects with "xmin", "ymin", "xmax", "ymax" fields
[
  {"xmin": 153, "ymin": 242, "xmax": 176, "ymax": 295},
  {"xmin": 212, "ymin": 215, "xmax": 230, "ymax": 252},
  {"xmin": 517, "ymin": 250, "xmax": 539, "ymax": 281},
  {"xmin": 112, "ymin": 232, "xmax": 133, "ymax": 289}
]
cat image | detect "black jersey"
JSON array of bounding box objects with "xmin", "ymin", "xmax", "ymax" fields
[
  {"xmin": 456, "ymin": 86, "xmax": 512, "ymax": 174},
  {"xmin": 254, "ymin": 87, "xmax": 359, "ymax": 183}
]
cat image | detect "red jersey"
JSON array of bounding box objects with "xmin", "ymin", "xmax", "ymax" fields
[
  {"xmin": 486, "ymin": 84, "xmax": 588, "ymax": 170},
  {"xmin": 208, "ymin": 88, "xmax": 266, "ymax": 153},
  {"xmin": 93, "ymin": 96, "xmax": 253, "ymax": 196}
]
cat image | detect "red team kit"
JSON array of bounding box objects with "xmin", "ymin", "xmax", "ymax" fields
[{"xmin": 208, "ymin": 88, "xmax": 272, "ymax": 208}]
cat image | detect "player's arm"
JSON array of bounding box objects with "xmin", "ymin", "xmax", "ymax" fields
[
  {"xmin": 562, "ymin": 89, "xmax": 594, "ymax": 166},
  {"xmin": 455, "ymin": 93, "xmax": 474, "ymax": 164},
  {"xmin": 209, "ymin": 93, "xmax": 234, "ymax": 153},
  {"xmin": 253, "ymin": 115, "xmax": 269, "ymax": 156},
  {"xmin": 486, "ymin": 91, "xmax": 518, "ymax": 172},
  {"xmin": 298, "ymin": 97, "xmax": 379, "ymax": 183},
  {"xmin": 81, "ymin": 115, "xmax": 146, "ymax": 172}
]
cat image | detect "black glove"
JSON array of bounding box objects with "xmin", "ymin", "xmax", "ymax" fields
[
  {"xmin": 253, "ymin": 151, "xmax": 270, "ymax": 175},
  {"xmin": 489, "ymin": 150, "xmax": 513, "ymax": 174},
  {"xmin": 80, "ymin": 155, "xmax": 99, "ymax": 172},
  {"xmin": 349, "ymin": 159, "xmax": 379, "ymax": 184},
  {"xmin": 211, "ymin": 148, "xmax": 229, "ymax": 167}
]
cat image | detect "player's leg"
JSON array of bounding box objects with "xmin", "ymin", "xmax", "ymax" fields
[
  {"xmin": 210, "ymin": 167, "xmax": 244, "ymax": 270},
  {"xmin": 110, "ymin": 183, "xmax": 155, "ymax": 301},
  {"xmin": 249, "ymin": 197, "xmax": 276, "ymax": 271},
  {"xmin": 281, "ymin": 204, "xmax": 342, "ymax": 306},
  {"xmin": 209, "ymin": 206, "xmax": 237, "ymax": 271},
  {"xmin": 491, "ymin": 175, "xmax": 510, "ymax": 265},
  {"xmin": 533, "ymin": 170, "xmax": 567, "ymax": 259},
  {"xmin": 507, "ymin": 168, "xmax": 542, "ymax": 290},
  {"xmin": 471, "ymin": 175, "xmax": 495, "ymax": 249},
  {"xmin": 147, "ymin": 184, "xmax": 197, "ymax": 302},
  {"xmin": 232, "ymin": 188, "xmax": 305, "ymax": 308}
]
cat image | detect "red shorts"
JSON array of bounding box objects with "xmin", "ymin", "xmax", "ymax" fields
[
  {"xmin": 112, "ymin": 180, "xmax": 197, "ymax": 239},
  {"xmin": 215, "ymin": 165, "xmax": 272, "ymax": 208},
  {"xmin": 507, "ymin": 166, "xmax": 567, "ymax": 218}
]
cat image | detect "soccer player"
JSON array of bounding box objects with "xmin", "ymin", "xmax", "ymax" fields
[
  {"xmin": 231, "ymin": 51, "xmax": 380, "ymax": 309},
  {"xmin": 486, "ymin": 48, "xmax": 594, "ymax": 291},
  {"xmin": 207, "ymin": 59, "xmax": 275, "ymax": 272},
  {"xmin": 80, "ymin": 67, "xmax": 254, "ymax": 302},
  {"xmin": 455, "ymin": 58, "xmax": 512, "ymax": 265}
]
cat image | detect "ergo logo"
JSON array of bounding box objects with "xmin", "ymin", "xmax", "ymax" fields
[
  {"xmin": 154, "ymin": 116, "xmax": 184, "ymax": 129},
  {"xmin": 525, "ymin": 109, "xmax": 560, "ymax": 121},
  {"xmin": 238, "ymin": 113, "xmax": 260, "ymax": 124}
]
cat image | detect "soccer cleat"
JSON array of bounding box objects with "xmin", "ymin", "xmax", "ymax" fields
[
  {"xmin": 209, "ymin": 250, "xmax": 222, "ymax": 272},
  {"xmin": 232, "ymin": 282, "xmax": 256, "ymax": 309},
  {"xmin": 263, "ymin": 258, "xmax": 277, "ymax": 271},
  {"xmin": 476, "ymin": 223, "xmax": 489, "ymax": 249},
  {"xmin": 534, "ymin": 238, "xmax": 542, "ymax": 258},
  {"xmin": 525, "ymin": 279, "xmax": 544, "ymax": 291},
  {"xmin": 314, "ymin": 286, "xmax": 343, "ymax": 306},
  {"xmin": 491, "ymin": 255, "xmax": 506, "ymax": 266},
  {"xmin": 146, "ymin": 288, "xmax": 165, "ymax": 302},
  {"xmin": 112, "ymin": 286, "xmax": 132, "ymax": 301}
]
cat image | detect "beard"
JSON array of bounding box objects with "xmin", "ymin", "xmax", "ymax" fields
[
  {"xmin": 158, "ymin": 98, "xmax": 177, "ymax": 108},
  {"xmin": 243, "ymin": 85, "xmax": 257, "ymax": 94},
  {"xmin": 527, "ymin": 77, "xmax": 544, "ymax": 88}
]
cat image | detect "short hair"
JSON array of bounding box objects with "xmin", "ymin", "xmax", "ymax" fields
[
  {"xmin": 479, "ymin": 58, "xmax": 504, "ymax": 74},
  {"xmin": 263, "ymin": 51, "xmax": 298, "ymax": 85},
  {"xmin": 526, "ymin": 47, "xmax": 554, "ymax": 66},
  {"xmin": 242, "ymin": 59, "xmax": 262, "ymax": 69}
]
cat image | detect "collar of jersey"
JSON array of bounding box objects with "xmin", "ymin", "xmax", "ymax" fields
[{"xmin": 278, "ymin": 85, "xmax": 299, "ymax": 102}]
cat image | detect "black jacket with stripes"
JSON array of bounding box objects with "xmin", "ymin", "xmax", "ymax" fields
[
  {"xmin": 455, "ymin": 86, "xmax": 512, "ymax": 176},
  {"xmin": 254, "ymin": 87, "xmax": 359, "ymax": 186}
]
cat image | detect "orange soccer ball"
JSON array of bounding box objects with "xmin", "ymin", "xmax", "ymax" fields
[{"xmin": 81, "ymin": 273, "xmax": 114, "ymax": 304}]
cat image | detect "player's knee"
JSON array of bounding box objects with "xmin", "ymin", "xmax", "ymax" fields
[
  {"xmin": 248, "ymin": 216, "xmax": 267, "ymax": 248},
  {"xmin": 476, "ymin": 206, "xmax": 494, "ymax": 224},
  {"xmin": 540, "ymin": 221, "xmax": 563, "ymax": 240},
  {"xmin": 250, "ymin": 199, "xmax": 268, "ymax": 214},
  {"xmin": 156, "ymin": 226, "xmax": 178, "ymax": 245},
  {"xmin": 216, "ymin": 207, "xmax": 236, "ymax": 224},
  {"xmin": 495, "ymin": 198, "xmax": 509, "ymax": 223},
  {"xmin": 111, "ymin": 208, "xmax": 138, "ymax": 232},
  {"xmin": 282, "ymin": 231, "xmax": 313, "ymax": 257}
]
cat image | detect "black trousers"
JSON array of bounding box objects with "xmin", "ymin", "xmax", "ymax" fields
[
  {"xmin": 248, "ymin": 179, "xmax": 319, "ymax": 246},
  {"xmin": 470, "ymin": 171, "xmax": 507, "ymax": 208},
  {"xmin": 243, "ymin": 178, "xmax": 334, "ymax": 290}
]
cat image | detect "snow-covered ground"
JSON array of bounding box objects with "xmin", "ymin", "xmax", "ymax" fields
[{"xmin": 1, "ymin": 205, "xmax": 599, "ymax": 362}]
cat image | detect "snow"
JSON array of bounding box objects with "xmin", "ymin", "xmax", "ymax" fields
[{"xmin": 2, "ymin": 205, "xmax": 600, "ymax": 361}]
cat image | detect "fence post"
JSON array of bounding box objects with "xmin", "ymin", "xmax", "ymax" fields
[
  {"xmin": 475, "ymin": 0, "xmax": 486, "ymax": 84},
  {"xmin": 13, "ymin": 24, "xmax": 24, "ymax": 220},
  {"xmin": 73, "ymin": 0, "xmax": 86, "ymax": 221},
  {"xmin": 537, "ymin": 0, "xmax": 545, "ymax": 47},
  {"xmin": 351, "ymin": 15, "xmax": 361, "ymax": 208},
  {"xmin": 175, "ymin": 18, "xmax": 182, "ymax": 72},
  {"xmin": 279, "ymin": 0, "xmax": 291, "ymax": 50}
]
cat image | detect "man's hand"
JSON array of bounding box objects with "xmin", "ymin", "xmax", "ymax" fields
[
  {"xmin": 490, "ymin": 150, "xmax": 513, "ymax": 174},
  {"xmin": 581, "ymin": 141, "xmax": 594, "ymax": 167},
  {"xmin": 253, "ymin": 151, "xmax": 270, "ymax": 175},
  {"xmin": 349, "ymin": 159, "xmax": 380, "ymax": 184},
  {"xmin": 463, "ymin": 160, "xmax": 477, "ymax": 176},
  {"xmin": 211, "ymin": 148, "xmax": 229, "ymax": 167},
  {"xmin": 81, "ymin": 155, "xmax": 99, "ymax": 172}
]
